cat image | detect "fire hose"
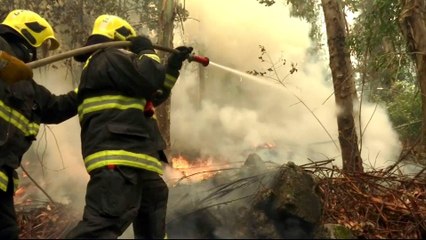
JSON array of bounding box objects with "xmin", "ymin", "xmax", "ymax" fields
[
  {"xmin": 26, "ymin": 41, "xmax": 209, "ymax": 117},
  {"xmin": 27, "ymin": 41, "xmax": 210, "ymax": 69}
]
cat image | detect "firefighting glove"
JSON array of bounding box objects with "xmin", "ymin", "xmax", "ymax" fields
[
  {"xmin": 0, "ymin": 51, "xmax": 33, "ymax": 84},
  {"xmin": 128, "ymin": 35, "xmax": 154, "ymax": 54},
  {"xmin": 166, "ymin": 46, "xmax": 194, "ymax": 71}
]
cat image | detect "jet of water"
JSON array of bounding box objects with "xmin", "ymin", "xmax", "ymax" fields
[{"xmin": 209, "ymin": 61, "xmax": 281, "ymax": 89}]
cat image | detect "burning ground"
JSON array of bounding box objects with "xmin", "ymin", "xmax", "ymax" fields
[
  {"xmin": 14, "ymin": 1, "xmax": 425, "ymax": 238},
  {"xmin": 15, "ymin": 152, "xmax": 426, "ymax": 239}
]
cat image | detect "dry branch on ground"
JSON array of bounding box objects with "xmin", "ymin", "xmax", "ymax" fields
[
  {"xmin": 16, "ymin": 201, "xmax": 78, "ymax": 239},
  {"xmin": 302, "ymin": 161, "xmax": 426, "ymax": 239},
  {"xmin": 16, "ymin": 160, "xmax": 426, "ymax": 239}
]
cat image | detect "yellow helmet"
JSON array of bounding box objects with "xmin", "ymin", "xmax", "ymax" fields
[
  {"xmin": 0, "ymin": 9, "xmax": 59, "ymax": 50},
  {"xmin": 90, "ymin": 15, "xmax": 136, "ymax": 41}
]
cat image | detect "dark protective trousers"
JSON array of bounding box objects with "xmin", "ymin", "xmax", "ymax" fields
[
  {"xmin": 0, "ymin": 168, "xmax": 19, "ymax": 240},
  {"xmin": 65, "ymin": 166, "xmax": 169, "ymax": 239}
]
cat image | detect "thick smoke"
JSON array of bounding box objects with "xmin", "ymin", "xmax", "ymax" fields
[
  {"xmin": 21, "ymin": 0, "xmax": 402, "ymax": 205},
  {"xmin": 21, "ymin": 68, "xmax": 86, "ymax": 210},
  {"xmin": 169, "ymin": 0, "xmax": 402, "ymax": 169},
  {"xmin": 18, "ymin": 1, "xmax": 403, "ymax": 238}
]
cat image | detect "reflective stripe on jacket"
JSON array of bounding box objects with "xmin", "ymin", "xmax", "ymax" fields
[
  {"xmin": 78, "ymin": 47, "xmax": 170, "ymax": 174},
  {"xmin": 0, "ymin": 35, "xmax": 78, "ymax": 170},
  {"xmin": 78, "ymin": 95, "xmax": 146, "ymax": 121},
  {"xmin": 78, "ymin": 94, "xmax": 163, "ymax": 174},
  {"xmin": 0, "ymin": 168, "xmax": 19, "ymax": 192},
  {"xmin": 164, "ymin": 74, "xmax": 177, "ymax": 89},
  {"xmin": 0, "ymin": 100, "xmax": 40, "ymax": 137},
  {"xmin": 78, "ymin": 94, "xmax": 164, "ymax": 174},
  {"xmin": 85, "ymin": 150, "xmax": 163, "ymax": 174},
  {"xmin": 0, "ymin": 169, "xmax": 7, "ymax": 192}
]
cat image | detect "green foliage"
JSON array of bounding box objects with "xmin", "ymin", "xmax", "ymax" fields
[
  {"xmin": 0, "ymin": 0, "xmax": 164, "ymax": 50},
  {"xmin": 347, "ymin": 0, "xmax": 411, "ymax": 89},
  {"xmin": 0, "ymin": 0, "xmax": 169, "ymax": 86},
  {"xmin": 287, "ymin": 0, "xmax": 322, "ymax": 43},
  {"xmin": 381, "ymin": 81, "xmax": 421, "ymax": 141},
  {"xmin": 256, "ymin": 0, "xmax": 420, "ymax": 143},
  {"xmin": 346, "ymin": 0, "xmax": 419, "ymax": 141},
  {"xmin": 257, "ymin": 0, "xmax": 276, "ymax": 6},
  {"xmin": 125, "ymin": 0, "xmax": 162, "ymax": 32}
]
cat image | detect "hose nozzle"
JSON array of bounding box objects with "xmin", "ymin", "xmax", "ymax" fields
[{"xmin": 188, "ymin": 54, "xmax": 210, "ymax": 67}]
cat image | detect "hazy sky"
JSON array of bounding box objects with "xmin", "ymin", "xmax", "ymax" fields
[{"xmin": 20, "ymin": 0, "xmax": 403, "ymax": 215}]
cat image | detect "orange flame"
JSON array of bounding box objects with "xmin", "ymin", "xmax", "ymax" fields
[
  {"xmin": 14, "ymin": 186, "xmax": 26, "ymax": 198},
  {"xmin": 255, "ymin": 142, "xmax": 276, "ymax": 149},
  {"xmin": 166, "ymin": 155, "xmax": 229, "ymax": 185},
  {"xmin": 172, "ymin": 155, "xmax": 193, "ymax": 169}
]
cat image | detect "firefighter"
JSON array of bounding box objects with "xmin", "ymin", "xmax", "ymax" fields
[
  {"xmin": 0, "ymin": 9, "xmax": 78, "ymax": 239},
  {"xmin": 65, "ymin": 15, "xmax": 192, "ymax": 239}
]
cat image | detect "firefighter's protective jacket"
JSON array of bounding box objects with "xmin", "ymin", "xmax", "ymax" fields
[
  {"xmin": 0, "ymin": 36, "xmax": 78, "ymax": 192},
  {"xmin": 77, "ymin": 47, "xmax": 178, "ymax": 175}
]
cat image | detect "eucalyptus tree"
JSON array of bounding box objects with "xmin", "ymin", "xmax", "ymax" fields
[
  {"xmin": 399, "ymin": 0, "xmax": 426, "ymax": 152},
  {"xmin": 346, "ymin": 0, "xmax": 420, "ymax": 145},
  {"xmin": 155, "ymin": 0, "xmax": 175, "ymax": 149},
  {"xmin": 258, "ymin": 0, "xmax": 363, "ymax": 172},
  {"xmin": 259, "ymin": 0, "xmax": 426, "ymax": 168},
  {"xmin": 321, "ymin": 0, "xmax": 363, "ymax": 172}
]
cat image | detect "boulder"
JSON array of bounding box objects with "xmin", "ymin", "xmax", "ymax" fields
[{"xmin": 167, "ymin": 155, "xmax": 324, "ymax": 239}]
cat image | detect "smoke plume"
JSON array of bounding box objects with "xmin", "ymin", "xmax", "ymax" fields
[
  {"xmin": 169, "ymin": 0, "xmax": 401, "ymax": 169},
  {"xmin": 20, "ymin": 1, "xmax": 402, "ymax": 238}
]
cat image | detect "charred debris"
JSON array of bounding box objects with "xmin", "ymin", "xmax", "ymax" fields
[{"xmin": 16, "ymin": 153, "xmax": 426, "ymax": 239}]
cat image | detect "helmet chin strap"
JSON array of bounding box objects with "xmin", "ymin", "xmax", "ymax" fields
[
  {"xmin": 9, "ymin": 41, "xmax": 36, "ymax": 63},
  {"xmin": 0, "ymin": 31, "xmax": 36, "ymax": 63}
]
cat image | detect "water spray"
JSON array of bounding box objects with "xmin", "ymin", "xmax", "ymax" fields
[{"xmin": 27, "ymin": 41, "xmax": 210, "ymax": 69}]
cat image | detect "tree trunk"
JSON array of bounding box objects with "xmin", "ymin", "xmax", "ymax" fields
[
  {"xmin": 321, "ymin": 0, "xmax": 363, "ymax": 173},
  {"xmin": 399, "ymin": 0, "xmax": 426, "ymax": 154},
  {"xmin": 156, "ymin": 0, "xmax": 175, "ymax": 149}
]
